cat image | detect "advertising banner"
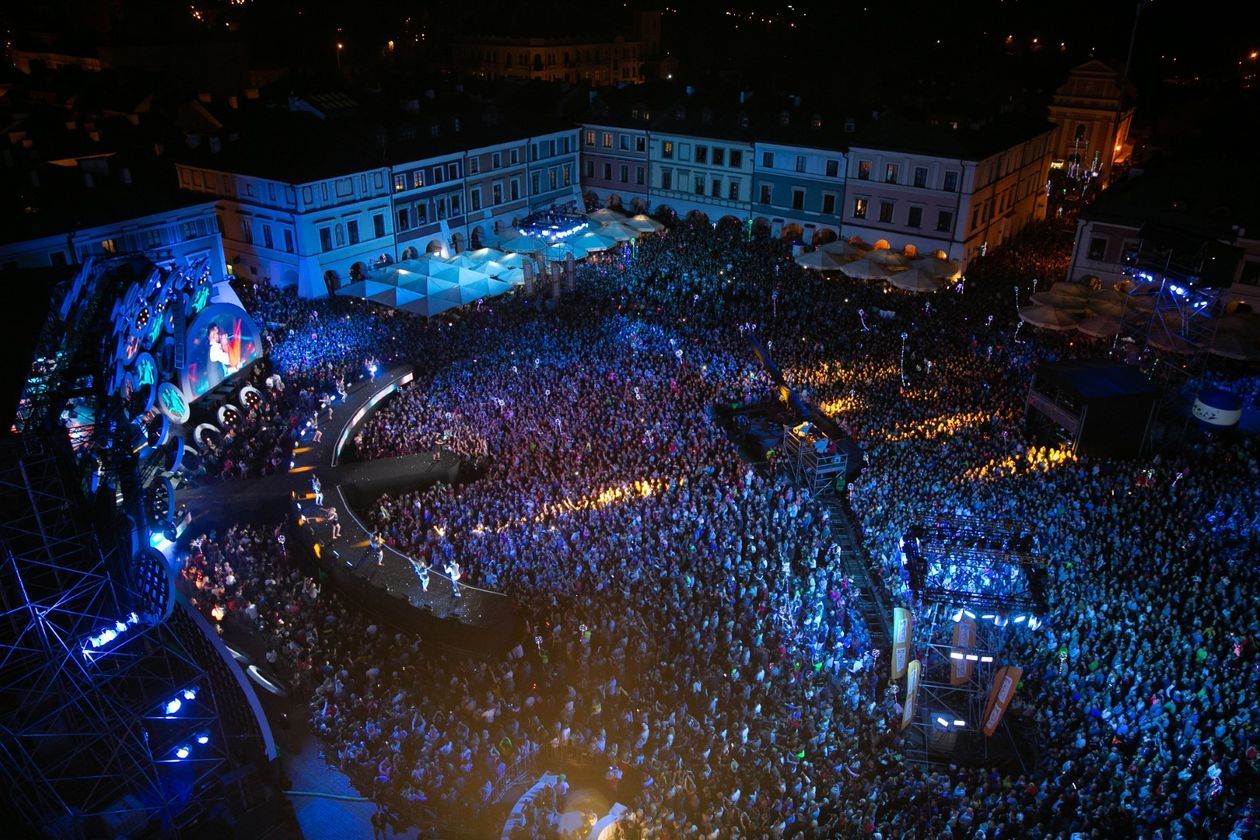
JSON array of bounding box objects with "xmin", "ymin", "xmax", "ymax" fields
[
  {"xmin": 951, "ymin": 616, "xmax": 977, "ymax": 685},
  {"xmin": 891, "ymin": 607, "xmax": 913, "ymax": 680},
  {"xmin": 901, "ymin": 659, "xmax": 921, "ymax": 732},
  {"xmin": 981, "ymin": 666, "xmax": 1023, "ymax": 736}
]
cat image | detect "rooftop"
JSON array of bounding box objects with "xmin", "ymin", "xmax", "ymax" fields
[{"xmin": 848, "ymin": 112, "xmax": 1056, "ymax": 160}]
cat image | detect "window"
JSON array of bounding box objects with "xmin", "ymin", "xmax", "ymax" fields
[
  {"xmin": 436, "ymin": 197, "xmax": 447, "ymax": 220},
  {"xmin": 492, "ymin": 183, "xmax": 503, "ymax": 204},
  {"xmin": 492, "ymin": 152, "xmax": 502, "ymax": 169},
  {"xmin": 857, "ymin": 160, "xmax": 871, "ymax": 180},
  {"xmin": 450, "ymin": 193, "xmax": 461, "ymax": 215},
  {"xmin": 796, "ymin": 155, "xmax": 806, "ymax": 173},
  {"xmin": 1088, "ymin": 237, "xmax": 1107, "ymax": 260},
  {"xmin": 943, "ymin": 170, "xmax": 958, "ymax": 192},
  {"xmin": 971, "ymin": 208, "xmax": 980, "ymax": 230},
  {"xmin": 760, "ymin": 184, "xmax": 772, "ymax": 204},
  {"xmin": 532, "ymin": 172, "xmax": 541, "ymax": 195},
  {"xmin": 470, "ymin": 158, "xmax": 480, "ymax": 175},
  {"xmin": 728, "ymin": 179, "xmax": 740, "ymax": 200},
  {"xmin": 695, "ymin": 175, "xmax": 705, "ymax": 195},
  {"xmin": 585, "ymin": 159, "xmax": 596, "ymax": 178},
  {"xmin": 432, "ymin": 167, "xmax": 443, "ymax": 185},
  {"xmin": 853, "ymin": 198, "xmax": 867, "ymax": 219},
  {"xmin": 373, "ymin": 215, "xmax": 385, "ymax": 238},
  {"xmin": 729, "ymin": 150, "xmax": 742, "ymax": 168},
  {"xmin": 885, "ymin": 163, "xmax": 899, "ymax": 184},
  {"xmin": 413, "ymin": 171, "xmax": 425, "ymax": 188},
  {"xmin": 262, "ymin": 224, "xmax": 274, "ymax": 249},
  {"xmin": 393, "ymin": 174, "xmax": 405, "ymax": 192},
  {"xmin": 471, "ymin": 188, "xmax": 482, "ymax": 211},
  {"xmin": 448, "ymin": 163, "xmax": 459, "ymax": 180},
  {"xmin": 334, "ymin": 224, "xmax": 345, "ymax": 246},
  {"xmin": 636, "ymin": 166, "xmax": 645, "ymax": 185},
  {"xmin": 346, "ymin": 219, "xmax": 360, "ymax": 244},
  {"xmin": 619, "ymin": 164, "xmax": 628, "ymax": 182},
  {"xmin": 822, "ymin": 193, "xmax": 836, "ymax": 214},
  {"xmin": 1074, "ymin": 124, "xmax": 1087, "ymax": 142},
  {"xmin": 284, "ymin": 229, "xmax": 295, "ymax": 252},
  {"xmin": 792, "ymin": 189, "xmax": 805, "ymax": 210},
  {"xmin": 510, "ymin": 149, "xmax": 520, "ymax": 165},
  {"xmin": 935, "ymin": 210, "xmax": 954, "ymax": 232},
  {"xmin": 712, "ymin": 148, "xmax": 725, "ymax": 166},
  {"xmin": 620, "ymin": 134, "xmax": 630, "ymax": 151},
  {"xmin": 319, "ymin": 227, "xmax": 333, "ymax": 251},
  {"xmin": 635, "ymin": 137, "xmax": 646, "ymax": 152},
  {"xmin": 602, "ymin": 163, "xmax": 612, "ymax": 181},
  {"xmin": 913, "ymin": 167, "xmax": 927, "ymax": 188},
  {"xmin": 906, "ymin": 206, "xmax": 923, "ymax": 228},
  {"xmin": 510, "ymin": 179, "xmax": 520, "ymax": 201},
  {"xmin": 879, "ymin": 201, "xmax": 894, "ymax": 223},
  {"xmin": 761, "ymin": 151, "xmax": 774, "ymax": 168},
  {"xmin": 563, "ymin": 164, "xmax": 572, "ymax": 186},
  {"xmin": 585, "ymin": 129, "xmax": 596, "ymax": 145},
  {"xmin": 415, "ymin": 203, "xmax": 428, "ymax": 224},
  {"xmin": 662, "ymin": 141, "xmax": 674, "ymax": 159},
  {"xmin": 695, "ymin": 146, "xmax": 708, "ymax": 164},
  {"xmin": 602, "ymin": 132, "xmax": 613, "ymax": 148},
  {"xmin": 710, "ymin": 178, "xmax": 721, "ymax": 198},
  {"xmin": 825, "ymin": 159, "xmax": 839, "ymax": 178}
]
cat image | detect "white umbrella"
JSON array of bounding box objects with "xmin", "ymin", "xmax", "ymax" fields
[
  {"xmin": 599, "ymin": 221, "xmax": 639, "ymax": 241},
  {"xmin": 1048, "ymin": 282, "xmax": 1091, "ymax": 298},
  {"xmin": 1077, "ymin": 313, "xmax": 1121, "ymax": 339},
  {"xmin": 336, "ymin": 278, "xmax": 394, "ymax": 299},
  {"xmin": 1018, "ymin": 305, "xmax": 1084, "ymax": 331},
  {"xmin": 543, "ymin": 241, "xmax": 588, "ymax": 262},
  {"xmin": 1030, "ymin": 291, "xmax": 1088, "ymax": 310},
  {"xmin": 368, "ymin": 285, "xmax": 428, "ymax": 308},
  {"xmin": 480, "ymin": 263, "xmax": 525, "ymax": 285},
  {"xmin": 572, "ymin": 230, "xmax": 620, "ymax": 253},
  {"xmin": 868, "ymin": 250, "xmax": 912, "ymax": 268},
  {"xmin": 841, "ymin": 258, "xmax": 905, "ymax": 280},
  {"xmin": 498, "ymin": 234, "xmax": 547, "ymax": 254},
  {"xmin": 460, "ymin": 247, "xmax": 506, "ymax": 267},
  {"xmin": 588, "ymin": 207, "xmax": 626, "ymax": 224},
  {"xmin": 917, "ymin": 255, "xmax": 960, "ymax": 280},
  {"xmin": 627, "ymin": 214, "xmax": 666, "ymax": 233},
  {"xmin": 796, "ymin": 250, "xmax": 851, "ymax": 271},
  {"xmin": 396, "ymin": 271, "xmax": 459, "ymax": 297},
  {"xmin": 819, "ymin": 240, "xmax": 866, "ymax": 259},
  {"xmin": 886, "ymin": 268, "xmax": 943, "ymax": 293},
  {"xmin": 399, "ymin": 288, "xmax": 464, "ymax": 318}
]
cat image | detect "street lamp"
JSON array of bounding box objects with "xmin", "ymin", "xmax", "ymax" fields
[{"xmin": 336, "ymin": 42, "xmax": 344, "ymax": 73}]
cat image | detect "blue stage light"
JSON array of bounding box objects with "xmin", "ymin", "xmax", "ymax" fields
[
  {"xmin": 182, "ymin": 687, "xmax": 197, "ymax": 701},
  {"xmin": 175, "ymin": 745, "xmax": 190, "ymax": 759},
  {"xmin": 196, "ymin": 734, "xmax": 209, "ymax": 745},
  {"xmin": 165, "ymin": 698, "xmax": 182, "ymax": 715}
]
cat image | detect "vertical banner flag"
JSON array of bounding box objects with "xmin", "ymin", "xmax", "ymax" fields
[
  {"xmin": 891, "ymin": 607, "xmax": 913, "ymax": 680},
  {"xmin": 981, "ymin": 665, "xmax": 1023, "ymax": 736},
  {"xmin": 901, "ymin": 659, "xmax": 921, "ymax": 732},
  {"xmin": 951, "ymin": 617, "xmax": 977, "ymax": 685}
]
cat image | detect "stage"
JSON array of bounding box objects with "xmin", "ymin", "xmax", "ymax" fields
[{"xmin": 178, "ymin": 366, "xmax": 518, "ymax": 654}]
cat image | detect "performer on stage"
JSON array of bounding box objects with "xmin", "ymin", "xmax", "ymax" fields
[
  {"xmin": 207, "ymin": 324, "xmax": 232, "ymax": 389},
  {"xmin": 370, "ymin": 531, "xmax": 385, "ymax": 567},
  {"xmin": 410, "ymin": 558, "xmax": 430, "ymax": 592},
  {"xmin": 311, "ymin": 475, "xmax": 323, "ymax": 506},
  {"xmin": 325, "ymin": 506, "xmax": 340, "ymax": 541},
  {"xmin": 445, "ymin": 559, "xmax": 462, "ymax": 597}
]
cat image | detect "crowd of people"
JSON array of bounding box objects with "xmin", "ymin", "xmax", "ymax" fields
[{"xmin": 178, "ymin": 217, "xmax": 1256, "ymax": 838}]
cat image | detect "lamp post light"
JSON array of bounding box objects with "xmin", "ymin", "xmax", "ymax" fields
[{"xmin": 336, "ymin": 42, "xmax": 344, "ymax": 73}]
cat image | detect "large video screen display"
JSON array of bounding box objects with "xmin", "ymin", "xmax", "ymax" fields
[{"xmin": 181, "ymin": 303, "xmax": 262, "ymax": 400}]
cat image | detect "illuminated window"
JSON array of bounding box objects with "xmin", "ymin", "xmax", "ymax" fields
[
  {"xmin": 662, "ymin": 141, "xmax": 674, "ymax": 159},
  {"xmin": 393, "ymin": 174, "xmax": 405, "ymax": 192},
  {"xmin": 857, "ymin": 160, "xmax": 871, "ymax": 180},
  {"xmin": 885, "ymin": 163, "xmax": 898, "ymax": 184},
  {"xmin": 853, "ymin": 198, "xmax": 867, "ymax": 219}
]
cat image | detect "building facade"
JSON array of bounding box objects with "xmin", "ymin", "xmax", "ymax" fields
[
  {"xmin": 579, "ymin": 121, "xmax": 650, "ymax": 212},
  {"xmin": 176, "ymin": 164, "xmax": 395, "ymax": 297},
  {"xmin": 648, "ymin": 129, "xmax": 755, "ymax": 222},
  {"xmin": 751, "ymin": 141, "xmax": 846, "ymax": 243},
  {"xmin": 391, "ymin": 151, "xmax": 467, "ymax": 259},
  {"xmin": 841, "ymin": 124, "xmax": 1054, "ymax": 267},
  {"xmin": 0, "ymin": 199, "xmax": 225, "ymax": 279},
  {"xmin": 526, "ymin": 128, "xmax": 583, "ymax": 214},
  {"xmin": 1047, "ymin": 60, "xmax": 1135, "ymax": 184},
  {"xmin": 462, "ymin": 138, "xmax": 531, "ymax": 250}
]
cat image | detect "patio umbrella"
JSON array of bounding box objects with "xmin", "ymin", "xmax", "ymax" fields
[
  {"xmin": 572, "ymin": 229, "xmax": 620, "ymax": 253},
  {"xmin": 398, "ymin": 288, "xmax": 465, "ymax": 318},
  {"xmin": 588, "ymin": 207, "xmax": 626, "ymax": 223},
  {"xmin": 598, "ymin": 221, "xmax": 639, "ymax": 241},
  {"xmin": 395, "ymin": 255, "xmax": 448, "ymax": 273},
  {"xmin": 480, "ymin": 263, "xmax": 525, "ymax": 285},
  {"xmin": 796, "ymin": 250, "xmax": 851, "ymax": 271},
  {"xmin": 453, "ymin": 274, "xmax": 515, "ymax": 305},
  {"xmin": 627, "ymin": 214, "xmax": 666, "ymax": 233},
  {"xmin": 917, "ymin": 254, "xmax": 960, "ymax": 280},
  {"xmin": 819, "ymin": 240, "xmax": 866, "ymax": 259},
  {"xmin": 1030, "ymin": 291, "xmax": 1088, "ymax": 310},
  {"xmin": 1077, "ymin": 313, "xmax": 1121, "ymax": 339},
  {"xmin": 368, "ymin": 285, "xmax": 428, "ymax": 309},
  {"xmin": 1018, "ymin": 305, "xmax": 1084, "ymax": 331},
  {"xmin": 1146, "ymin": 328, "xmax": 1198, "ymax": 354},
  {"xmin": 868, "ymin": 250, "xmax": 912, "ymax": 268},
  {"xmin": 1047, "ymin": 282, "xmax": 1090, "ymax": 298},
  {"xmin": 498, "ymin": 234, "xmax": 547, "ymax": 254},
  {"xmin": 841, "ymin": 258, "xmax": 905, "ymax": 280},
  {"xmin": 543, "ymin": 241, "xmax": 588, "ymax": 262},
  {"xmin": 460, "ymin": 247, "xmax": 506, "ymax": 268},
  {"xmin": 336, "ymin": 278, "xmax": 394, "ymax": 299},
  {"xmin": 1208, "ymin": 330, "xmax": 1260, "ymax": 361},
  {"xmin": 1082, "ymin": 288, "xmax": 1127, "ymax": 316},
  {"xmin": 886, "ymin": 268, "xmax": 943, "ymax": 293},
  {"xmin": 395, "ymin": 272, "xmax": 459, "ymax": 297}
]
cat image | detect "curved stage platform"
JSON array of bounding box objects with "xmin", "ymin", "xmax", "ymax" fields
[{"xmin": 178, "ymin": 366, "xmax": 518, "ymax": 654}]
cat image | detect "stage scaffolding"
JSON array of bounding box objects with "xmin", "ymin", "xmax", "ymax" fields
[
  {"xmin": 898, "ymin": 514, "xmax": 1047, "ymax": 771},
  {"xmin": 0, "ymin": 433, "xmax": 268, "ymax": 836},
  {"xmin": 780, "ymin": 422, "xmax": 847, "ymax": 499}
]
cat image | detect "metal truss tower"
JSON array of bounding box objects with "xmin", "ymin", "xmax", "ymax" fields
[{"xmin": 0, "ymin": 434, "xmax": 268, "ymax": 837}]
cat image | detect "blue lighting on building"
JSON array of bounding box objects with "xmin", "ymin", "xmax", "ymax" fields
[{"xmin": 81, "ymin": 611, "xmax": 142, "ymax": 659}]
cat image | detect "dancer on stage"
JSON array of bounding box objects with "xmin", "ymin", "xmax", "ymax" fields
[
  {"xmin": 444, "ymin": 559, "xmax": 462, "ymax": 597},
  {"xmin": 311, "ymin": 475, "xmax": 323, "ymax": 506},
  {"xmin": 410, "ymin": 558, "xmax": 430, "ymax": 592}
]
